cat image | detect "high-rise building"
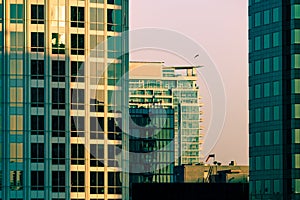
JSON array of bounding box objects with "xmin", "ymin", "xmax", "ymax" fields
[
  {"xmin": 129, "ymin": 61, "xmax": 203, "ymax": 166},
  {"xmin": 249, "ymin": 1, "xmax": 300, "ymax": 199},
  {"xmin": 0, "ymin": 1, "xmax": 129, "ymax": 200}
]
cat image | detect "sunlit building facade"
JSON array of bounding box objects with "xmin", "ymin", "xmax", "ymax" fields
[
  {"xmin": 249, "ymin": 0, "xmax": 300, "ymax": 199},
  {"xmin": 129, "ymin": 61, "xmax": 203, "ymax": 166},
  {"xmin": 0, "ymin": 0, "xmax": 129, "ymax": 200}
]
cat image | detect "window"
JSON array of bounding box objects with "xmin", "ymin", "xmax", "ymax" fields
[
  {"xmin": 274, "ymin": 180, "xmax": 280, "ymax": 193},
  {"xmin": 292, "ymin": 54, "xmax": 300, "ymax": 68},
  {"xmin": 31, "ymin": 5, "xmax": 44, "ymax": 24},
  {"xmin": 90, "ymin": 144, "xmax": 104, "ymax": 167},
  {"xmin": 293, "ymin": 154, "xmax": 300, "ymax": 168},
  {"xmin": 292, "ymin": 4, "xmax": 300, "ymax": 19},
  {"xmin": 10, "ymin": 59, "xmax": 23, "ymax": 79},
  {"xmin": 52, "ymin": 88, "xmax": 65, "ymax": 109},
  {"xmin": 264, "ymin": 34, "xmax": 270, "ymax": 49},
  {"xmin": 71, "ymin": 144, "xmax": 85, "ymax": 165},
  {"xmin": 52, "ymin": 143, "xmax": 65, "ymax": 164},
  {"xmin": 71, "ymin": 34, "xmax": 84, "ymax": 55},
  {"xmin": 293, "ymin": 129, "xmax": 300, "ymax": 144},
  {"xmin": 52, "ymin": 33, "xmax": 65, "ymax": 54},
  {"xmin": 90, "ymin": 7, "xmax": 104, "ymax": 30},
  {"xmin": 71, "ymin": 172, "xmax": 85, "ymax": 192},
  {"xmin": 255, "ymin": 36, "xmax": 261, "ymax": 51},
  {"xmin": 274, "ymin": 155, "xmax": 280, "ymax": 169},
  {"xmin": 256, "ymin": 157, "xmax": 262, "ymax": 170},
  {"xmin": 292, "ymin": 79, "xmax": 300, "ymax": 94},
  {"xmin": 273, "ymin": 56, "xmax": 280, "ymax": 71},
  {"xmin": 255, "ymin": 84, "xmax": 261, "ymax": 98},
  {"xmin": 10, "ymin": 171, "xmax": 23, "ymax": 191},
  {"xmin": 31, "ymin": 115, "xmax": 44, "ymax": 135},
  {"xmin": 255, "ymin": 60, "xmax": 261, "ymax": 74},
  {"xmin": 265, "ymin": 155, "xmax": 271, "ymax": 170},
  {"xmin": 31, "ymin": 143, "xmax": 44, "ymax": 163},
  {"xmin": 31, "ymin": 88, "xmax": 44, "ymax": 107},
  {"xmin": 254, "ymin": 12, "xmax": 261, "ymax": 27},
  {"xmin": 10, "ymin": 88, "xmax": 23, "ymax": 107},
  {"xmin": 10, "ymin": 32, "xmax": 24, "ymax": 51},
  {"xmin": 52, "ymin": 171, "xmax": 65, "ymax": 192},
  {"xmin": 52, "ymin": 116, "xmax": 65, "ymax": 137},
  {"xmin": 255, "ymin": 108, "xmax": 261, "ymax": 122},
  {"xmin": 295, "ymin": 179, "xmax": 300, "ymax": 193},
  {"xmin": 31, "ymin": 171, "xmax": 44, "ymax": 190},
  {"xmin": 107, "ymin": 9, "xmax": 122, "ymax": 32},
  {"xmin": 274, "ymin": 130, "xmax": 280, "ymax": 145},
  {"xmin": 255, "ymin": 132, "xmax": 261, "ymax": 146},
  {"xmin": 71, "ymin": 6, "xmax": 84, "ymax": 28},
  {"xmin": 264, "ymin": 58, "xmax": 270, "ymax": 73},
  {"xmin": 71, "ymin": 116, "xmax": 85, "ymax": 137},
  {"xmin": 292, "ymin": 29, "xmax": 300, "ymax": 44},
  {"xmin": 10, "ymin": 143, "xmax": 23, "ymax": 162},
  {"xmin": 52, "ymin": 61, "xmax": 65, "ymax": 82},
  {"xmin": 90, "ymin": 172, "xmax": 104, "ymax": 194},
  {"xmin": 273, "ymin": 32, "xmax": 280, "ymax": 47},
  {"xmin": 293, "ymin": 104, "xmax": 300, "ymax": 118},
  {"xmin": 71, "ymin": 61, "xmax": 84, "ymax": 82},
  {"xmin": 10, "ymin": 4, "xmax": 23, "ymax": 23},
  {"xmin": 264, "ymin": 107, "xmax": 271, "ymax": 121},
  {"xmin": 108, "ymin": 172, "xmax": 122, "ymax": 194},
  {"xmin": 274, "ymin": 106, "xmax": 280, "ymax": 120},
  {"xmin": 264, "ymin": 131, "xmax": 271, "ymax": 145},
  {"xmin": 31, "ymin": 32, "xmax": 44, "ymax": 52},
  {"xmin": 273, "ymin": 81, "xmax": 280, "ymax": 96},
  {"xmin": 31, "ymin": 60, "xmax": 44, "ymax": 79},
  {"xmin": 273, "ymin": 7, "xmax": 279, "ymax": 22},
  {"xmin": 107, "ymin": 0, "xmax": 122, "ymax": 5},
  {"xmin": 263, "ymin": 82, "xmax": 270, "ymax": 97},
  {"xmin": 263, "ymin": 10, "xmax": 270, "ymax": 24}
]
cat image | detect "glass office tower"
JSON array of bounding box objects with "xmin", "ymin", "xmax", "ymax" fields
[
  {"xmin": 0, "ymin": 0, "xmax": 129, "ymax": 200},
  {"xmin": 249, "ymin": 0, "xmax": 300, "ymax": 199},
  {"xmin": 129, "ymin": 61, "xmax": 203, "ymax": 166}
]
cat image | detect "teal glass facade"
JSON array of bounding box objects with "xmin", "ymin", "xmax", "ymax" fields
[
  {"xmin": 0, "ymin": 0, "xmax": 129, "ymax": 200},
  {"xmin": 249, "ymin": 0, "xmax": 300, "ymax": 199}
]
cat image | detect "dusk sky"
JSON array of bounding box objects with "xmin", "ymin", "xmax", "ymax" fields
[{"xmin": 130, "ymin": 0, "xmax": 249, "ymax": 165}]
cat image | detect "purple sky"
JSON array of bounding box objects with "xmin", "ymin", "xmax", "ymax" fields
[{"xmin": 129, "ymin": 0, "xmax": 248, "ymax": 165}]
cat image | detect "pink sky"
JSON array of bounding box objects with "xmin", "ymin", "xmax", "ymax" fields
[{"xmin": 129, "ymin": 0, "xmax": 248, "ymax": 165}]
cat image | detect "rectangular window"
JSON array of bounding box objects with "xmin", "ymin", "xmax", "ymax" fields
[
  {"xmin": 31, "ymin": 143, "xmax": 44, "ymax": 163},
  {"xmin": 52, "ymin": 171, "xmax": 65, "ymax": 192},
  {"xmin": 292, "ymin": 54, "xmax": 300, "ymax": 68},
  {"xmin": 264, "ymin": 82, "xmax": 270, "ymax": 97},
  {"xmin": 10, "ymin": 88, "xmax": 23, "ymax": 107},
  {"xmin": 263, "ymin": 10, "xmax": 270, "ymax": 24},
  {"xmin": 71, "ymin": 6, "xmax": 84, "ymax": 28},
  {"xmin": 273, "ymin": 81, "xmax": 280, "ymax": 96},
  {"xmin": 10, "ymin": 171, "xmax": 23, "ymax": 191},
  {"xmin": 292, "ymin": 79, "xmax": 300, "ymax": 94},
  {"xmin": 71, "ymin": 61, "xmax": 84, "ymax": 82},
  {"xmin": 274, "ymin": 155, "xmax": 280, "ymax": 169},
  {"xmin": 71, "ymin": 171, "xmax": 85, "ymax": 192},
  {"xmin": 255, "ymin": 36, "xmax": 261, "ymax": 51},
  {"xmin": 10, "ymin": 59, "xmax": 23, "ymax": 79},
  {"xmin": 264, "ymin": 107, "xmax": 271, "ymax": 121},
  {"xmin": 52, "ymin": 88, "xmax": 65, "ymax": 109},
  {"xmin": 52, "ymin": 116, "xmax": 65, "ymax": 137},
  {"xmin": 52, "ymin": 143, "xmax": 65, "ymax": 164},
  {"xmin": 255, "ymin": 108, "xmax": 261, "ymax": 122},
  {"xmin": 31, "ymin": 32, "xmax": 44, "ymax": 52},
  {"xmin": 10, "ymin": 143, "xmax": 23, "ymax": 163},
  {"xmin": 264, "ymin": 131, "xmax": 271, "ymax": 145},
  {"xmin": 292, "ymin": 4, "xmax": 300, "ymax": 19},
  {"xmin": 31, "ymin": 115, "xmax": 44, "ymax": 135},
  {"xmin": 10, "ymin": 4, "xmax": 23, "ymax": 23},
  {"xmin": 274, "ymin": 180, "xmax": 280, "ymax": 193},
  {"xmin": 52, "ymin": 61, "xmax": 65, "ymax": 82},
  {"xmin": 293, "ymin": 154, "xmax": 300, "ymax": 168},
  {"xmin": 31, "ymin": 5, "xmax": 44, "ymax": 24},
  {"xmin": 255, "ymin": 132, "xmax": 261, "ymax": 146},
  {"xmin": 255, "ymin": 60, "xmax": 261, "ymax": 74},
  {"xmin": 10, "ymin": 32, "xmax": 24, "ymax": 51},
  {"xmin": 293, "ymin": 104, "xmax": 300, "ymax": 118},
  {"xmin": 292, "ymin": 29, "xmax": 300, "ymax": 44},
  {"xmin": 71, "ymin": 34, "xmax": 84, "ymax": 55},
  {"xmin": 274, "ymin": 130, "xmax": 280, "ymax": 145},
  {"xmin": 255, "ymin": 84, "xmax": 261, "ymax": 98},
  {"xmin": 31, "ymin": 60, "xmax": 44, "ymax": 79},
  {"xmin": 264, "ymin": 58, "xmax": 270, "ymax": 73},
  {"xmin": 31, "ymin": 88, "xmax": 44, "ymax": 107},
  {"xmin": 273, "ymin": 106, "xmax": 280, "ymax": 120},
  {"xmin": 265, "ymin": 155, "xmax": 271, "ymax": 170},
  {"xmin": 256, "ymin": 157, "xmax": 262, "ymax": 170},
  {"xmin": 273, "ymin": 32, "xmax": 280, "ymax": 47},
  {"xmin": 90, "ymin": 7, "xmax": 104, "ymax": 30},
  {"xmin": 71, "ymin": 144, "xmax": 85, "ymax": 165},
  {"xmin": 107, "ymin": 9, "xmax": 122, "ymax": 32},
  {"xmin": 264, "ymin": 34, "xmax": 270, "ymax": 49},
  {"xmin": 254, "ymin": 12, "xmax": 261, "ymax": 27},
  {"xmin": 31, "ymin": 171, "xmax": 44, "ymax": 190},
  {"xmin": 293, "ymin": 129, "xmax": 300, "ymax": 144},
  {"xmin": 52, "ymin": 33, "xmax": 65, "ymax": 54},
  {"xmin": 273, "ymin": 56, "xmax": 280, "ymax": 71},
  {"xmin": 90, "ymin": 172, "xmax": 104, "ymax": 194},
  {"xmin": 295, "ymin": 179, "xmax": 300, "ymax": 193},
  {"xmin": 273, "ymin": 7, "xmax": 279, "ymax": 22}
]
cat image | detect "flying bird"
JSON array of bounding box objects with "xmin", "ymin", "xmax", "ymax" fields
[{"xmin": 194, "ymin": 54, "xmax": 199, "ymax": 58}]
